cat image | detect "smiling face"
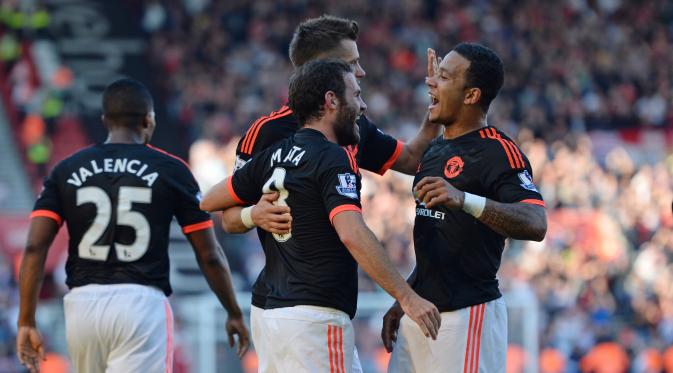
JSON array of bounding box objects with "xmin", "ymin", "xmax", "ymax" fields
[
  {"xmin": 427, "ymin": 51, "xmax": 472, "ymax": 124},
  {"xmin": 333, "ymin": 72, "xmax": 366, "ymax": 146}
]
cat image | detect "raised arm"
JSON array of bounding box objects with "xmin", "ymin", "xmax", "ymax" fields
[
  {"xmin": 17, "ymin": 217, "xmax": 59, "ymax": 372},
  {"xmin": 186, "ymin": 227, "xmax": 250, "ymax": 358},
  {"xmin": 390, "ymin": 48, "xmax": 443, "ymax": 175},
  {"xmin": 332, "ymin": 210, "xmax": 441, "ymax": 339}
]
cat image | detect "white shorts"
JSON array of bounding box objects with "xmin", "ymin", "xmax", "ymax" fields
[
  {"xmin": 251, "ymin": 305, "xmax": 276, "ymax": 373},
  {"xmin": 260, "ymin": 305, "xmax": 362, "ymax": 373},
  {"xmin": 63, "ymin": 284, "xmax": 173, "ymax": 373},
  {"xmin": 388, "ymin": 298, "xmax": 507, "ymax": 373}
]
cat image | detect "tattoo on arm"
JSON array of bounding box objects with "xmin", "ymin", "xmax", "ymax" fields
[{"xmin": 478, "ymin": 200, "xmax": 547, "ymax": 241}]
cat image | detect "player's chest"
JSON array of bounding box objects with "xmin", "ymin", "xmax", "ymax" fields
[{"xmin": 413, "ymin": 143, "xmax": 482, "ymax": 191}]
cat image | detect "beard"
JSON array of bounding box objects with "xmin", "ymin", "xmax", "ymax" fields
[{"xmin": 334, "ymin": 104, "xmax": 360, "ymax": 146}]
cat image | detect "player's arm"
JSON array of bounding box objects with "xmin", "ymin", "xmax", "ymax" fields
[
  {"xmin": 186, "ymin": 227, "xmax": 249, "ymax": 358},
  {"xmin": 390, "ymin": 111, "xmax": 441, "ymax": 175},
  {"xmin": 17, "ymin": 217, "xmax": 59, "ymax": 371},
  {"xmin": 415, "ymin": 176, "xmax": 547, "ymax": 241},
  {"xmin": 381, "ymin": 266, "xmax": 416, "ymax": 352},
  {"xmin": 332, "ymin": 211, "xmax": 441, "ymax": 339},
  {"xmin": 200, "ymin": 178, "xmax": 291, "ymax": 234}
]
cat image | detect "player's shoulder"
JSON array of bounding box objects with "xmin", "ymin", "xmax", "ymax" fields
[
  {"xmin": 476, "ymin": 126, "xmax": 528, "ymax": 170},
  {"xmin": 144, "ymin": 144, "xmax": 192, "ymax": 173},
  {"xmin": 319, "ymin": 142, "xmax": 359, "ymax": 173},
  {"xmin": 239, "ymin": 105, "xmax": 297, "ymax": 156}
]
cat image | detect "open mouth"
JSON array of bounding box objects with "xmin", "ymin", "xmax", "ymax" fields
[{"xmin": 428, "ymin": 92, "xmax": 439, "ymax": 108}]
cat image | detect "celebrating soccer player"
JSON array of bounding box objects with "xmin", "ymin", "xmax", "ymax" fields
[
  {"xmin": 16, "ymin": 79, "xmax": 249, "ymax": 373},
  {"xmin": 381, "ymin": 43, "xmax": 548, "ymax": 373},
  {"xmin": 201, "ymin": 60, "xmax": 441, "ymax": 373}
]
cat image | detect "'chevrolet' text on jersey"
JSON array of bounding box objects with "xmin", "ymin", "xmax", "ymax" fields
[
  {"xmin": 31, "ymin": 143, "xmax": 213, "ymax": 296},
  {"xmin": 412, "ymin": 126, "xmax": 545, "ymax": 312},
  {"xmin": 234, "ymin": 105, "xmax": 403, "ymax": 308},
  {"xmin": 230, "ymin": 128, "xmax": 362, "ymax": 318}
]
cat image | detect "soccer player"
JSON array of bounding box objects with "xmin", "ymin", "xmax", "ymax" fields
[
  {"xmin": 202, "ymin": 59, "xmax": 440, "ymax": 373},
  {"xmin": 15, "ymin": 79, "xmax": 249, "ymax": 373},
  {"xmin": 201, "ymin": 15, "xmax": 441, "ymax": 371},
  {"xmin": 381, "ymin": 43, "xmax": 548, "ymax": 372}
]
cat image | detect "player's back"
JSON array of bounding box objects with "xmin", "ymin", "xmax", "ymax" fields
[
  {"xmin": 33, "ymin": 143, "xmax": 209, "ymax": 296},
  {"xmin": 231, "ymin": 128, "xmax": 362, "ymax": 318}
]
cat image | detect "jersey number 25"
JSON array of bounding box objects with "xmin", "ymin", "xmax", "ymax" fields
[{"xmin": 76, "ymin": 186, "xmax": 151, "ymax": 262}]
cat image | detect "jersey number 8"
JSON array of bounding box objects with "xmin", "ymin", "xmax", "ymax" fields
[
  {"xmin": 262, "ymin": 167, "xmax": 291, "ymax": 242},
  {"xmin": 76, "ymin": 186, "xmax": 152, "ymax": 262}
]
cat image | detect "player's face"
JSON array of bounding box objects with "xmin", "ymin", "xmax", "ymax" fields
[
  {"xmin": 334, "ymin": 72, "xmax": 366, "ymax": 146},
  {"xmin": 143, "ymin": 110, "xmax": 156, "ymax": 144},
  {"xmin": 317, "ymin": 39, "xmax": 366, "ymax": 79},
  {"xmin": 427, "ymin": 51, "xmax": 470, "ymax": 123}
]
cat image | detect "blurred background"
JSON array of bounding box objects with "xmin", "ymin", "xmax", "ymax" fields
[{"xmin": 1, "ymin": 0, "xmax": 673, "ymax": 372}]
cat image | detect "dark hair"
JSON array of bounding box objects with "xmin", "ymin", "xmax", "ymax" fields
[
  {"xmin": 102, "ymin": 78, "xmax": 154, "ymax": 127},
  {"xmin": 289, "ymin": 15, "xmax": 359, "ymax": 67},
  {"xmin": 452, "ymin": 42, "xmax": 504, "ymax": 111},
  {"xmin": 288, "ymin": 59, "xmax": 352, "ymax": 125}
]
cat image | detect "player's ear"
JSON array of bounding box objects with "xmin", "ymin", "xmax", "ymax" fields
[
  {"xmin": 325, "ymin": 91, "xmax": 338, "ymax": 110},
  {"xmin": 143, "ymin": 111, "xmax": 156, "ymax": 129},
  {"xmin": 464, "ymin": 87, "xmax": 481, "ymax": 106}
]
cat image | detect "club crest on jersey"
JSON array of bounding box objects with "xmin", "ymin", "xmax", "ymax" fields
[
  {"xmin": 444, "ymin": 156, "xmax": 464, "ymax": 179},
  {"xmin": 336, "ymin": 173, "xmax": 358, "ymax": 199},
  {"xmin": 233, "ymin": 155, "xmax": 249, "ymax": 173},
  {"xmin": 518, "ymin": 170, "xmax": 538, "ymax": 192}
]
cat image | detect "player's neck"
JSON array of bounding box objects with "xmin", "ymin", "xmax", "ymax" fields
[
  {"xmin": 105, "ymin": 129, "xmax": 147, "ymax": 145},
  {"xmin": 442, "ymin": 114, "xmax": 487, "ymax": 140},
  {"xmin": 303, "ymin": 120, "xmax": 337, "ymax": 144}
]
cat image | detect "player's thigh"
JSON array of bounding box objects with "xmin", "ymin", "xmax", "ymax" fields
[
  {"xmin": 387, "ymin": 315, "xmax": 432, "ymax": 373},
  {"xmin": 106, "ymin": 295, "xmax": 174, "ymax": 373},
  {"xmin": 473, "ymin": 298, "xmax": 507, "ymax": 373},
  {"xmin": 264, "ymin": 306, "xmax": 354, "ymax": 373},
  {"xmin": 64, "ymin": 293, "xmax": 107, "ymax": 373}
]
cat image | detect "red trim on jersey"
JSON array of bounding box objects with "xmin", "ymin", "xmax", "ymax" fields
[
  {"xmin": 146, "ymin": 144, "xmax": 191, "ymax": 170},
  {"xmin": 377, "ymin": 140, "xmax": 404, "ymax": 175},
  {"xmin": 502, "ymin": 138, "xmax": 523, "ymax": 168},
  {"xmin": 241, "ymin": 106, "xmax": 292, "ymax": 154},
  {"xmin": 485, "ymin": 128, "xmax": 517, "ymax": 169},
  {"xmin": 329, "ymin": 204, "xmax": 361, "ymax": 225},
  {"xmin": 520, "ymin": 198, "xmax": 546, "ymax": 207},
  {"xmin": 505, "ymin": 138, "xmax": 525, "ymax": 168},
  {"xmin": 182, "ymin": 220, "xmax": 214, "ymax": 234},
  {"xmin": 479, "ymin": 129, "xmax": 486, "ymax": 139},
  {"xmin": 164, "ymin": 300, "xmax": 174, "ymax": 373},
  {"xmin": 30, "ymin": 210, "xmax": 62, "ymax": 226},
  {"xmin": 341, "ymin": 147, "xmax": 359, "ymax": 174},
  {"xmin": 226, "ymin": 177, "xmax": 246, "ymax": 205}
]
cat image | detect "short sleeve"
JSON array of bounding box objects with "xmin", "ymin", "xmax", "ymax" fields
[
  {"xmin": 482, "ymin": 144, "xmax": 544, "ymax": 206},
  {"xmin": 318, "ymin": 148, "xmax": 363, "ymax": 224},
  {"xmin": 355, "ymin": 115, "xmax": 403, "ymax": 175},
  {"xmin": 233, "ymin": 137, "xmax": 252, "ymax": 173},
  {"xmin": 172, "ymin": 164, "xmax": 214, "ymax": 234},
  {"xmin": 31, "ymin": 167, "xmax": 64, "ymax": 225},
  {"xmin": 230, "ymin": 154, "xmax": 264, "ymax": 205}
]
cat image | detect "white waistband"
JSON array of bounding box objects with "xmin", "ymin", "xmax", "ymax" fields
[{"xmin": 66, "ymin": 283, "xmax": 165, "ymax": 299}]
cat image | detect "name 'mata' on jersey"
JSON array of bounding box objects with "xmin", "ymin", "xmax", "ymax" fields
[
  {"xmin": 234, "ymin": 105, "xmax": 403, "ymax": 309},
  {"xmin": 412, "ymin": 126, "xmax": 545, "ymax": 312},
  {"xmin": 229, "ymin": 128, "xmax": 363, "ymax": 318},
  {"xmin": 31, "ymin": 143, "xmax": 213, "ymax": 296}
]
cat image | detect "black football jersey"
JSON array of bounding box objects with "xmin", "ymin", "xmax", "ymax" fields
[
  {"xmin": 31, "ymin": 143, "xmax": 213, "ymax": 296},
  {"xmin": 412, "ymin": 126, "xmax": 544, "ymax": 312},
  {"xmin": 234, "ymin": 105, "xmax": 402, "ymax": 308},
  {"xmin": 231, "ymin": 128, "xmax": 362, "ymax": 318}
]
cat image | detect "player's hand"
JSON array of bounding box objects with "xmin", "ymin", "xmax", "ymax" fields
[
  {"xmin": 414, "ymin": 176, "xmax": 464, "ymax": 209},
  {"xmin": 225, "ymin": 315, "xmax": 250, "ymax": 359},
  {"xmin": 381, "ymin": 302, "xmax": 405, "ymax": 352},
  {"xmin": 16, "ymin": 326, "xmax": 45, "ymax": 373},
  {"xmin": 398, "ymin": 291, "xmax": 441, "ymax": 340},
  {"xmin": 252, "ymin": 192, "xmax": 292, "ymax": 234},
  {"xmin": 427, "ymin": 48, "xmax": 440, "ymax": 79}
]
